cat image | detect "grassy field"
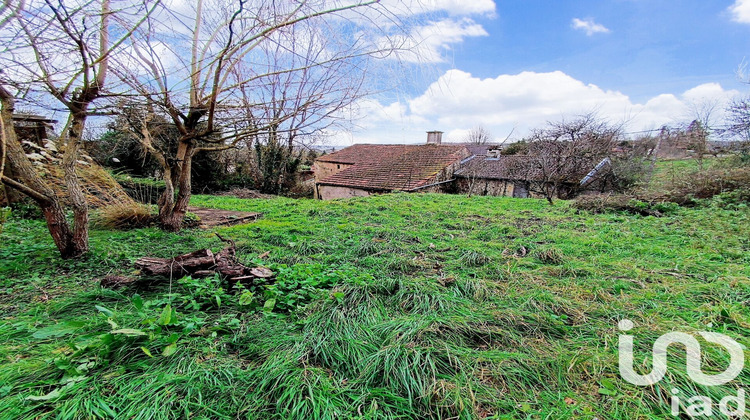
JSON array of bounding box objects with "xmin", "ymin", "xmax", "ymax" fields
[{"xmin": 1, "ymin": 192, "xmax": 749, "ymax": 419}]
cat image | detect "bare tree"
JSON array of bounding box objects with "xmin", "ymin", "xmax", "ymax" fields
[
  {"xmin": 239, "ymin": 26, "xmax": 370, "ymax": 194},
  {"xmin": 0, "ymin": 0, "xmax": 157, "ymax": 257},
  {"xmin": 684, "ymin": 99, "xmax": 719, "ymax": 169},
  {"xmin": 1, "ymin": 85, "xmax": 79, "ymax": 255},
  {"xmin": 113, "ymin": 0, "xmax": 419, "ymax": 230},
  {"xmin": 511, "ymin": 115, "xmax": 622, "ymax": 204},
  {"xmin": 464, "ymin": 126, "xmax": 493, "ymax": 145},
  {"xmin": 685, "ymin": 119, "xmax": 709, "ymax": 168},
  {"xmin": 726, "ymin": 97, "xmax": 750, "ymax": 149}
]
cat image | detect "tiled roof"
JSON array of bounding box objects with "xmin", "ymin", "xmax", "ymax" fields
[
  {"xmin": 454, "ymin": 155, "xmax": 537, "ymax": 181},
  {"xmin": 454, "ymin": 155, "xmax": 595, "ymax": 183},
  {"xmin": 317, "ymin": 144, "xmax": 468, "ymax": 191}
]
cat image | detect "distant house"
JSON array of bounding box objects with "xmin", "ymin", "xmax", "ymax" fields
[
  {"xmin": 454, "ymin": 153, "xmax": 537, "ymax": 198},
  {"xmin": 313, "ymin": 132, "xmax": 471, "ymax": 200},
  {"xmin": 454, "ymin": 150, "xmax": 607, "ymax": 199}
]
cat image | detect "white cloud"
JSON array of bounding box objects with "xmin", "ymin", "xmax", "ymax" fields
[
  {"xmin": 412, "ymin": 0, "xmax": 496, "ymax": 16},
  {"xmin": 683, "ymin": 83, "xmax": 732, "ymax": 103},
  {"xmin": 378, "ymin": 0, "xmax": 496, "ymax": 16},
  {"xmin": 379, "ymin": 18, "xmax": 488, "ymax": 63},
  {"xmin": 338, "ymin": 70, "xmax": 740, "ymax": 145},
  {"xmin": 729, "ymin": 0, "xmax": 750, "ymax": 23},
  {"xmin": 571, "ymin": 18, "xmax": 610, "ymax": 36},
  {"xmin": 409, "ymin": 70, "xmax": 641, "ymax": 133}
]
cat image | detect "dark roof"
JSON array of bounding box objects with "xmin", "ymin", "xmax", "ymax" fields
[
  {"xmin": 454, "ymin": 155, "xmax": 539, "ymax": 181},
  {"xmin": 316, "ymin": 144, "xmax": 469, "ymax": 191},
  {"xmin": 455, "ymin": 155, "xmax": 598, "ymax": 183},
  {"xmin": 12, "ymin": 114, "xmax": 58, "ymax": 124}
]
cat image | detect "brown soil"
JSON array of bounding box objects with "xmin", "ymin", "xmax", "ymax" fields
[{"xmin": 187, "ymin": 206, "xmax": 262, "ymax": 228}]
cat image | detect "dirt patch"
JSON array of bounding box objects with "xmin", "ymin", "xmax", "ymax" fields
[
  {"xmin": 217, "ymin": 188, "xmax": 274, "ymax": 199},
  {"xmin": 188, "ymin": 206, "xmax": 262, "ymax": 228}
]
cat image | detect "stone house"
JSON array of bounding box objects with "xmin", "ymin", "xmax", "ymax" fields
[
  {"xmin": 454, "ymin": 153, "xmax": 537, "ymax": 198},
  {"xmin": 454, "ymin": 150, "xmax": 606, "ymax": 199},
  {"xmin": 313, "ymin": 132, "xmax": 471, "ymax": 200}
]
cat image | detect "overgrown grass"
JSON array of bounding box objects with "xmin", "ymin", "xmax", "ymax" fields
[{"xmin": 1, "ymin": 192, "xmax": 749, "ymax": 419}]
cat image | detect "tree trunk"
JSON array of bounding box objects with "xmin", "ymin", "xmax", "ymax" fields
[
  {"xmin": 158, "ymin": 140, "xmax": 194, "ymax": 231},
  {"xmin": 157, "ymin": 163, "xmax": 175, "ymax": 222},
  {"xmin": 62, "ymin": 112, "xmax": 90, "ymax": 256},
  {"xmin": 544, "ymin": 183, "xmax": 556, "ymax": 205},
  {"xmin": 0, "ymin": 86, "xmax": 81, "ymax": 258}
]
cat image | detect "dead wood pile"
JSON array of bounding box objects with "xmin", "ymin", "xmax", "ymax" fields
[{"xmin": 101, "ymin": 235, "xmax": 273, "ymax": 288}]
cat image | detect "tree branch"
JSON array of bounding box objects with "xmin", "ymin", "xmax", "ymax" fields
[{"xmin": 1, "ymin": 175, "xmax": 50, "ymax": 204}]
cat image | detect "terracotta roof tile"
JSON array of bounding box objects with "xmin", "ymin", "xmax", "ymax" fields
[{"xmin": 317, "ymin": 144, "xmax": 468, "ymax": 191}]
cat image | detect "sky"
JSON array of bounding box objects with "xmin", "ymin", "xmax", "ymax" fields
[{"xmin": 337, "ymin": 0, "xmax": 750, "ymax": 145}]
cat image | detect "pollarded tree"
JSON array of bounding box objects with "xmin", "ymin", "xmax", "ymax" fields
[
  {"xmin": 114, "ymin": 0, "xmax": 426, "ymax": 231},
  {"xmin": 0, "ymin": 0, "xmax": 158, "ymax": 257}
]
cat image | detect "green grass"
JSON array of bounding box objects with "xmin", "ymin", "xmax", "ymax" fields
[{"xmin": 1, "ymin": 192, "xmax": 749, "ymax": 419}]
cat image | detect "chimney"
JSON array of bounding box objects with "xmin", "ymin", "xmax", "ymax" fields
[{"xmin": 426, "ymin": 131, "xmax": 443, "ymax": 145}]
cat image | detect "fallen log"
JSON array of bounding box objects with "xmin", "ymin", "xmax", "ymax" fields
[
  {"xmin": 135, "ymin": 249, "xmax": 216, "ymax": 277},
  {"xmin": 114, "ymin": 234, "xmax": 274, "ymax": 289}
]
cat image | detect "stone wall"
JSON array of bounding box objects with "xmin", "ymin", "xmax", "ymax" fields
[
  {"xmin": 312, "ymin": 161, "xmax": 354, "ymax": 199},
  {"xmin": 456, "ymin": 178, "xmax": 516, "ymax": 197},
  {"xmin": 317, "ymin": 185, "xmax": 374, "ymax": 200}
]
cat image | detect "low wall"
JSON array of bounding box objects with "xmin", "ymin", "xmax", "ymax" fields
[{"xmin": 317, "ymin": 185, "xmax": 374, "ymax": 200}]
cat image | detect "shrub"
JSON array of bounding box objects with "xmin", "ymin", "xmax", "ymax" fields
[
  {"xmin": 500, "ymin": 141, "xmax": 528, "ymax": 155},
  {"xmin": 577, "ymin": 162, "xmax": 750, "ymax": 214},
  {"xmin": 608, "ymin": 156, "xmax": 649, "ymax": 193},
  {"xmin": 659, "ymin": 166, "xmax": 750, "ymax": 206}
]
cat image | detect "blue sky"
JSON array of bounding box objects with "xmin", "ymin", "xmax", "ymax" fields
[{"xmin": 343, "ymin": 0, "xmax": 750, "ymax": 144}]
